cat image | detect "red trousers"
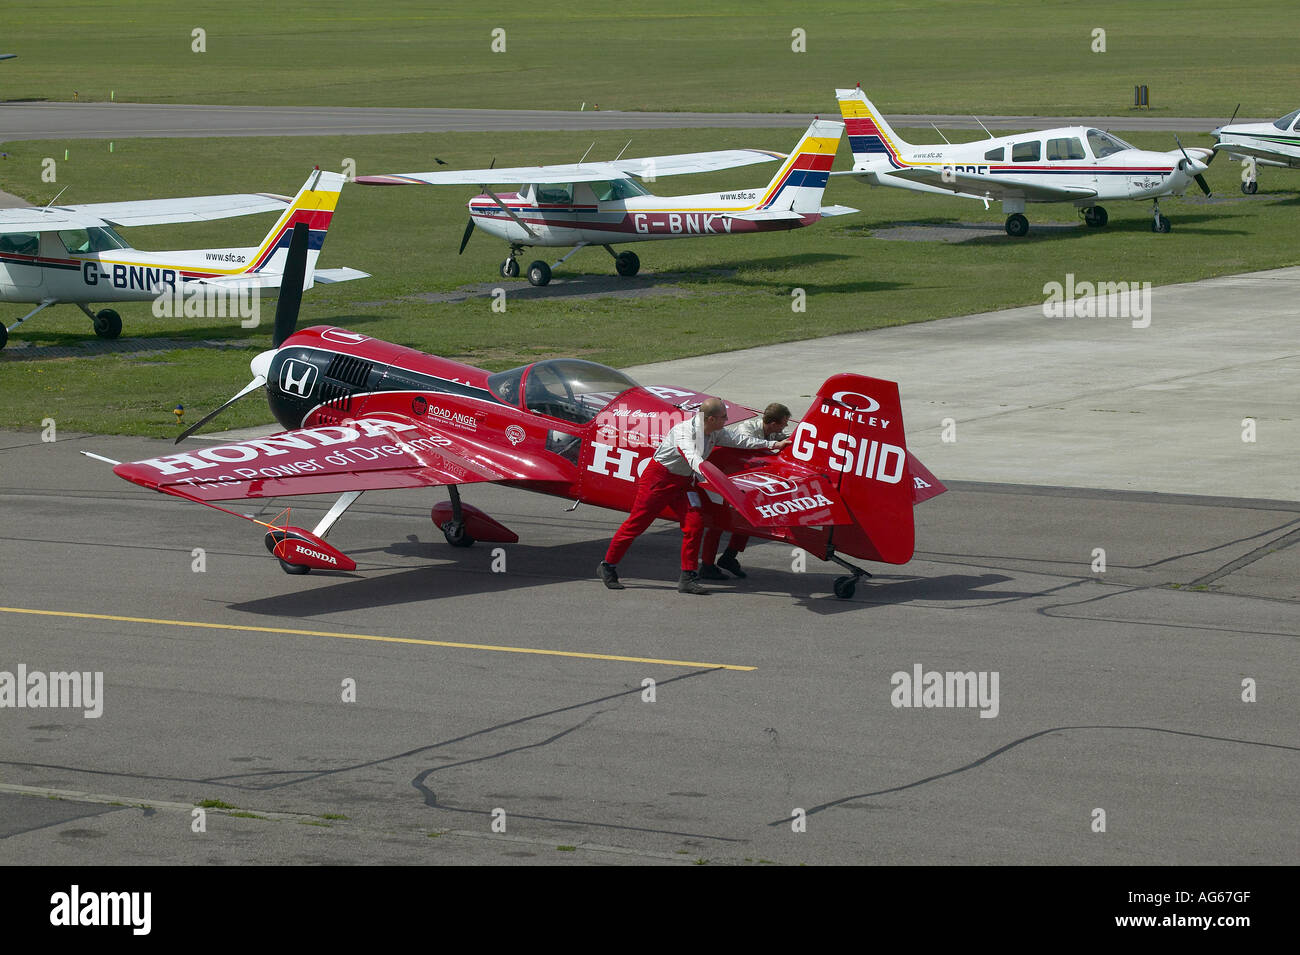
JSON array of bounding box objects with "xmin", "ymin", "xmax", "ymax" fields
[
  {"xmin": 701, "ymin": 527, "xmax": 750, "ymax": 564},
  {"xmin": 605, "ymin": 460, "xmax": 704, "ymax": 571}
]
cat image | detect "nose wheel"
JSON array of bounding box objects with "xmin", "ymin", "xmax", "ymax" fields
[
  {"xmin": 1150, "ymin": 200, "xmax": 1171, "ymax": 233},
  {"xmin": 1241, "ymin": 180, "xmax": 1258, "ymax": 195}
]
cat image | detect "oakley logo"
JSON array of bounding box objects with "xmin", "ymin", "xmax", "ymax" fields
[{"xmin": 830, "ymin": 390, "xmax": 880, "ymax": 413}]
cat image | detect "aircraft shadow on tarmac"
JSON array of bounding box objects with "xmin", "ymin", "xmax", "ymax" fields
[{"xmin": 222, "ymin": 531, "xmax": 1035, "ymax": 618}]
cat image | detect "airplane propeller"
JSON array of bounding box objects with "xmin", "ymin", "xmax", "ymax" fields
[
  {"xmin": 1173, "ymin": 134, "xmax": 1213, "ymax": 197},
  {"xmin": 458, "ymin": 157, "xmax": 494, "ymax": 255},
  {"xmin": 175, "ymin": 221, "xmax": 310, "ymax": 443}
]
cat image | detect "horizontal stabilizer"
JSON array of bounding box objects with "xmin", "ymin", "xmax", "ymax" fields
[
  {"xmin": 698, "ymin": 460, "xmax": 853, "ymax": 529},
  {"xmin": 720, "ymin": 209, "xmax": 805, "ymax": 222},
  {"xmin": 313, "ymin": 267, "xmax": 370, "ymax": 284}
]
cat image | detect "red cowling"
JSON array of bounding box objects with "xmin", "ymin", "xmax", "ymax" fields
[
  {"xmin": 264, "ymin": 527, "xmax": 356, "ymax": 571},
  {"xmin": 430, "ymin": 501, "xmax": 519, "ymax": 543}
]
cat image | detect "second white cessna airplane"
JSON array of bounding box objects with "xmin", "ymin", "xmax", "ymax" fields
[
  {"xmin": 1212, "ymin": 107, "xmax": 1300, "ymax": 193},
  {"xmin": 357, "ymin": 120, "xmax": 855, "ymax": 286},
  {"xmin": 0, "ymin": 168, "xmax": 367, "ymax": 349},
  {"xmin": 834, "ymin": 85, "xmax": 1214, "ymax": 237}
]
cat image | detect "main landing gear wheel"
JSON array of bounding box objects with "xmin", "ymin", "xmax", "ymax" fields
[
  {"xmin": 1151, "ymin": 215, "xmax": 1171, "ymax": 233},
  {"xmin": 442, "ymin": 520, "xmax": 476, "ymax": 547},
  {"xmin": 614, "ymin": 251, "xmax": 640, "ymax": 277},
  {"xmin": 278, "ymin": 558, "xmax": 311, "ymax": 575},
  {"xmin": 526, "ymin": 260, "xmax": 551, "ymax": 287},
  {"xmin": 1004, "ymin": 214, "xmax": 1029, "ymax": 237},
  {"xmin": 1241, "ymin": 180, "xmax": 1258, "ymax": 195},
  {"xmin": 93, "ymin": 308, "xmax": 122, "ymax": 340},
  {"xmin": 833, "ymin": 576, "xmax": 857, "ymax": 600},
  {"xmin": 501, "ymin": 258, "xmax": 520, "ymax": 278},
  {"xmin": 1083, "ymin": 206, "xmax": 1108, "ymax": 227}
]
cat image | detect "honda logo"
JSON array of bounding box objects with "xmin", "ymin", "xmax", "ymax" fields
[{"xmin": 279, "ymin": 360, "xmax": 318, "ymax": 397}]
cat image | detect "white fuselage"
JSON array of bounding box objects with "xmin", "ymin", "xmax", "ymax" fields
[
  {"xmin": 0, "ymin": 230, "xmax": 268, "ymax": 305},
  {"xmin": 862, "ymin": 126, "xmax": 1197, "ymax": 204},
  {"xmin": 1214, "ymin": 113, "xmax": 1300, "ymax": 169}
]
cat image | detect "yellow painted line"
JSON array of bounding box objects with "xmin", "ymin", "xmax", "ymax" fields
[{"xmin": 0, "ymin": 606, "xmax": 756, "ymax": 672}]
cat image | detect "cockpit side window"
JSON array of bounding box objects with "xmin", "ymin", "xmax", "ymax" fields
[
  {"xmin": 1012, "ymin": 140, "xmax": 1041, "ymax": 162},
  {"xmin": 0, "ymin": 231, "xmax": 39, "ymax": 256},
  {"xmin": 1086, "ymin": 129, "xmax": 1132, "ymax": 158},
  {"xmin": 1273, "ymin": 109, "xmax": 1300, "ymax": 131},
  {"xmin": 592, "ymin": 179, "xmax": 648, "ymax": 201},
  {"xmin": 1046, "ymin": 137, "xmax": 1085, "ymax": 161},
  {"xmin": 535, "ymin": 183, "xmax": 574, "ymax": 205},
  {"xmin": 58, "ymin": 227, "xmax": 128, "ymax": 254},
  {"xmin": 487, "ymin": 366, "xmax": 527, "ymax": 406}
]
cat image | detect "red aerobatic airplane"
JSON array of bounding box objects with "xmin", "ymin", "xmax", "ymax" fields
[{"xmin": 92, "ymin": 225, "xmax": 945, "ymax": 598}]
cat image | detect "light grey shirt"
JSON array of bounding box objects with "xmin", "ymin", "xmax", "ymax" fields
[{"xmin": 653, "ymin": 412, "xmax": 779, "ymax": 478}]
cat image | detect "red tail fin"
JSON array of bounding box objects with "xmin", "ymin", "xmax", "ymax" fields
[{"xmin": 783, "ymin": 374, "xmax": 918, "ymax": 563}]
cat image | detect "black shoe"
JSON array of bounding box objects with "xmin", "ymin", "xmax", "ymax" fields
[
  {"xmin": 678, "ymin": 571, "xmax": 709, "ymax": 595},
  {"xmin": 698, "ymin": 563, "xmax": 727, "ymax": 580},
  {"xmin": 716, "ymin": 553, "xmax": 746, "ymax": 578},
  {"xmin": 598, "ymin": 561, "xmax": 624, "ymax": 590}
]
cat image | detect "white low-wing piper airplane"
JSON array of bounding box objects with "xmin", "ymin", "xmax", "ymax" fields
[
  {"xmin": 356, "ymin": 120, "xmax": 856, "ymax": 286},
  {"xmin": 834, "ymin": 85, "xmax": 1215, "ymax": 236},
  {"xmin": 0, "ymin": 168, "xmax": 367, "ymax": 349},
  {"xmin": 1213, "ymin": 107, "xmax": 1300, "ymax": 194}
]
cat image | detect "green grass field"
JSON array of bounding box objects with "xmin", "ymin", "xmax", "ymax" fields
[
  {"xmin": 4, "ymin": 1, "xmax": 1298, "ymax": 116},
  {"xmin": 3, "ymin": 3, "xmax": 1297, "ymax": 436},
  {"xmin": 1, "ymin": 126, "xmax": 1295, "ymax": 436}
]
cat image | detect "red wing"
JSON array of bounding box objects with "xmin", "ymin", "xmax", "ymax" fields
[
  {"xmin": 113, "ymin": 412, "xmax": 576, "ymax": 502},
  {"xmin": 698, "ymin": 460, "xmax": 854, "ymax": 529}
]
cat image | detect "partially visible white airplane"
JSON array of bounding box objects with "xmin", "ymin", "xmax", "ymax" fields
[
  {"xmin": 0, "ymin": 168, "xmax": 367, "ymax": 349},
  {"xmin": 834, "ymin": 85, "xmax": 1215, "ymax": 236},
  {"xmin": 1213, "ymin": 107, "xmax": 1300, "ymax": 194}
]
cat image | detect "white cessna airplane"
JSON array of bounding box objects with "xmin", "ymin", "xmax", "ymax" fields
[
  {"xmin": 357, "ymin": 120, "xmax": 855, "ymax": 286},
  {"xmin": 1212, "ymin": 107, "xmax": 1300, "ymax": 194},
  {"xmin": 834, "ymin": 85, "xmax": 1215, "ymax": 236},
  {"xmin": 0, "ymin": 168, "xmax": 366, "ymax": 349}
]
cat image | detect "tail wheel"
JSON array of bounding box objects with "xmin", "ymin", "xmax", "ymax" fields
[
  {"xmin": 93, "ymin": 309, "xmax": 122, "ymax": 340},
  {"xmin": 614, "ymin": 251, "xmax": 640, "ymax": 277},
  {"xmin": 526, "ymin": 260, "xmax": 551, "ymax": 287},
  {"xmin": 1004, "ymin": 214, "xmax": 1029, "ymax": 238}
]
